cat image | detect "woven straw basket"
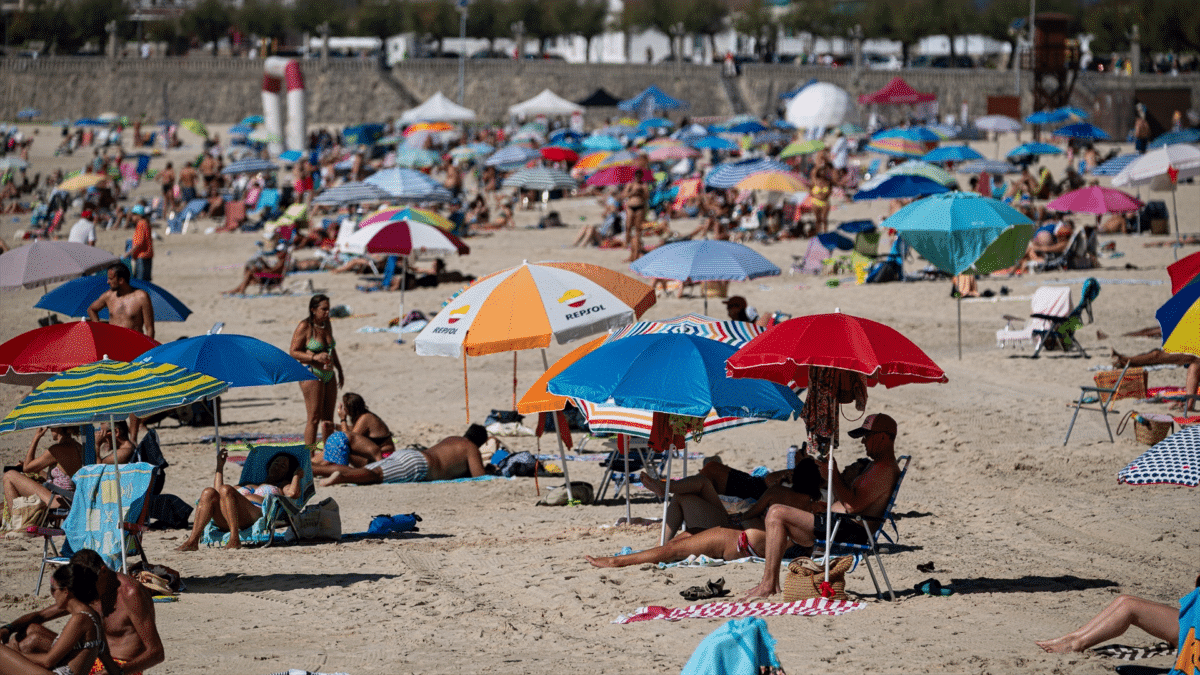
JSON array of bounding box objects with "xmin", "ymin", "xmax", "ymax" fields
[{"xmin": 783, "ymin": 555, "xmax": 854, "ymax": 602}]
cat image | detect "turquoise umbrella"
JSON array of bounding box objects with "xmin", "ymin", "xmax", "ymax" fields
[{"xmin": 882, "ymin": 192, "xmax": 1035, "ymax": 358}]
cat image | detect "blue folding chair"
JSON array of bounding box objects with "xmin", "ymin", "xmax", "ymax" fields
[{"xmin": 200, "ymin": 443, "xmax": 315, "ymax": 548}]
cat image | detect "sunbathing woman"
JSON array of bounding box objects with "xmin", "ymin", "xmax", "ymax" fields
[
  {"xmin": 175, "ymin": 447, "xmax": 302, "ymax": 551},
  {"xmin": 312, "ymin": 392, "xmax": 395, "ymax": 476},
  {"xmin": 3, "ymin": 427, "xmax": 83, "ymax": 516},
  {"xmin": 1036, "ymin": 574, "xmax": 1198, "ymax": 653},
  {"xmin": 0, "ymin": 563, "xmax": 122, "ymax": 675},
  {"xmin": 289, "ymin": 294, "xmax": 343, "ymax": 447}
]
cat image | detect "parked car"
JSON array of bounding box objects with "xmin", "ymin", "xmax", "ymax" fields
[
  {"xmin": 865, "ymin": 53, "xmax": 902, "ymax": 70},
  {"xmin": 470, "ymin": 49, "xmax": 510, "ymax": 59},
  {"xmin": 909, "ymin": 55, "xmax": 974, "ymax": 68}
]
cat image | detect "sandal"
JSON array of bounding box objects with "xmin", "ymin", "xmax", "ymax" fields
[{"xmin": 680, "ymin": 577, "xmax": 729, "ymax": 601}]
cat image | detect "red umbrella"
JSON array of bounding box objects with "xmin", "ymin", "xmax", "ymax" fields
[
  {"xmin": 540, "ymin": 146, "xmax": 579, "ymax": 163},
  {"xmin": 725, "ymin": 313, "xmax": 947, "ymax": 389},
  {"xmin": 586, "ymin": 166, "xmax": 653, "ymax": 186},
  {"xmin": 1046, "ymin": 185, "xmax": 1143, "ymax": 215},
  {"xmin": 0, "ymin": 321, "xmax": 160, "ymax": 386},
  {"xmin": 1168, "ymin": 252, "xmax": 1200, "ymax": 295}
]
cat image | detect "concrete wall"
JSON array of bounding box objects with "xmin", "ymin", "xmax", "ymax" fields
[{"xmin": 2, "ymin": 56, "xmax": 1196, "ymax": 137}]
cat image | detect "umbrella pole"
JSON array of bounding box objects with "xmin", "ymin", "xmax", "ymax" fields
[
  {"xmin": 398, "ymin": 255, "xmax": 407, "ymax": 343},
  {"xmin": 624, "ymin": 437, "xmax": 632, "ymax": 526},
  {"xmin": 824, "ymin": 441, "xmax": 834, "ymax": 582},
  {"xmin": 110, "ymin": 414, "xmax": 127, "ymax": 574},
  {"xmin": 957, "ymin": 295, "xmax": 963, "ymax": 360},
  {"xmin": 513, "ymin": 352, "xmax": 518, "ymax": 410},
  {"xmin": 540, "ymin": 349, "xmax": 573, "ymax": 502},
  {"xmin": 1172, "ymin": 190, "xmax": 1180, "ymax": 260},
  {"xmin": 463, "ymin": 355, "xmax": 470, "ymax": 425},
  {"xmin": 659, "ymin": 444, "xmax": 674, "ymax": 546}
]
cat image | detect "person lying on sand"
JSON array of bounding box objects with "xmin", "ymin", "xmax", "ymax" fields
[
  {"xmin": 585, "ymin": 522, "xmax": 767, "ymax": 569},
  {"xmin": 1112, "ymin": 348, "xmax": 1200, "ymax": 413},
  {"xmin": 320, "ymin": 424, "xmax": 488, "ymax": 486},
  {"xmin": 1036, "ymin": 574, "xmax": 1198, "ymax": 654},
  {"xmin": 738, "ymin": 414, "xmax": 901, "ymax": 602}
]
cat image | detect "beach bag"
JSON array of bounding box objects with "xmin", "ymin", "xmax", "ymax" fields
[
  {"xmin": 782, "ymin": 556, "xmax": 853, "ymax": 602},
  {"xmin": 485, "ymin": 409, "xmax": 523, "ymax": 426},
  {"xmin": 2, "ymin": 495, "xmax": 48, "ymax": 536},
  {"xmin": 1117, "ymin": 411, "xmax": 1174, "ymax": 446},
  {"xmin": 1094, "ymin": 367, "xmax": 1147, "ymax": 404},
  {"xmin": 294, "ymin": 497, "xmax": 342, "ymax": 541},
  {"xmin": 367, "ymin": 513, "xmax": 421, "ymax": 535},
  {"xmin": 537, "ymin": 481, "xmax": 594, "ymax": 506}
]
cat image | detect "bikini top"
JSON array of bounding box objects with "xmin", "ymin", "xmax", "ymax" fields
[
  {"xmin": 238, "ymin": 484, "xmax": 282, "ymax": 499},
  {"xmin": 52, "ymin": 609, "xmax": 105, "ymax": 664},
  {"xmin": 306, "ymin": 335, "xmax": 335, "ymax": 353}
]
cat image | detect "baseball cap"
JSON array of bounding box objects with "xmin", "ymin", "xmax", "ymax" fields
[
  {"xmin": 846, "ymin": 413, "xmax": 897, "ymax": 439},
  {"xmin": 131, "ymin": 205, "xmax": 145, "ymax": 215},
  {"xmin": 723, "ymin": 295, "xmax": 748, "ymax": 310}
]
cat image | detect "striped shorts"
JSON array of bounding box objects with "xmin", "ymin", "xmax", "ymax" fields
[{"xmin": 367, "ymin": 449, "xmax": 428, "ymax": 484}]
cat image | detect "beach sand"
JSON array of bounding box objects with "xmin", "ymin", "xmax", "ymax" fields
[{"xmin": 1, "ymin": 124, "xmax": 1197, "ymax": 674}]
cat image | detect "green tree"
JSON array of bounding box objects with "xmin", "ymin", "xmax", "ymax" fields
[
  {"xmin": 978, "ymin": 0, "xmax": 1029, "ymax": 69},
  {"xmin": 405, "ymin": 0, "xmax": 458, "ymax": 55},
  {"xmin": 181, "ymin": 0, "xmax": 231, "ymax": 55},
  {"xmin": 733, "ymin": 0, "xmax": 776, "ymax": 59},
  {"xmin": 681, "ymin": 0, "xmax": 729, "ymax": 63},
  {"xmin": 925, "ymin": 0, "xmax": 975, "ymax": 62},
  {"xmin": 292, "ymin": 0, "xmax": 347, "ymax": 36},
  {"xmin": 237, "ymin": 0, "xmax": 288, "ymax": 43},
  {"xmin": 465, "ymin": 0, "xmax": 507, "ymax": 52},
  {"xmin": 620, "ymin": 0, "xmax": 684, "ymax": 57},
  {"xmin": 355, "ymin": 0, "xmax": 404, "ymax": 40},
  {"xmin": 69, "ymin": 0, "xmax": 129, "ymax": 51},
  {"xmin": 859, "ymin": 0, "xmax": 926, "ymax": 65},
  {"xmin": 566, "ymin": 0, "xmax": 609, "ymax": 62}
]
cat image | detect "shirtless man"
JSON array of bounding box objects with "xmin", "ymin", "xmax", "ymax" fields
[
  {"xmin": 178, "ymin": 162, "xmax": 198, "ymax": 204},
  {"xmin": 443, "ymin": 159, "xmax": 463, "ymax": 199},
  {"xmin": 2, "ymin": 548, "xmax": 165, "ymax": 674},
  {"xmin": 88, "ymin": 263, "xmax": 155, "ymax": 340},
  {"xmin": 198, "ymin": 153, "xmax": 219, "ymax": 193},
  {"xmin": 320, "ymin": 424, "xmax": 489, "ymax": 486},
  {"xmin": 158, "ymin": 162, "xmax": 175, "ymax": 213},
  {"xmin": 739, "ymin": 413, "xmax": 902, "ymax": 601}
]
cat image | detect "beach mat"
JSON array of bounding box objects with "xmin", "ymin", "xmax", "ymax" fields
[
  {"xmin": 613, "ymin": 598, "xmax": 866, "ymax": 624},
  {"xmin": 1092, "ymin": 643, "xmax": 1174, "ymax": 660}
]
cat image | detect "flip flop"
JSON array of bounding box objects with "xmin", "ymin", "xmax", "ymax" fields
[{"xmin": 915, "ymin": 578, "xmax": 954, "ymax": 596}]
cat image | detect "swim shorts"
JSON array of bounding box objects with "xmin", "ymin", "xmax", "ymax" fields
[
  {"xmin": 812, "ymin": 511, "xmax": 871, "ymax": 545},
  {"xmin": 367, "ymin": 448, "xmax": 428, "ymax": 483},
  {"xmin": 323, "ymin": 431, "xmax": 349, "ymax": 465},
  {"xmin": 90, "ymin": 657, "xmax": 140, "ymax": 675}
]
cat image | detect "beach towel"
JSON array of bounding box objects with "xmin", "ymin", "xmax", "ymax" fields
[
  {"xmin": 680, "ymin": 617, "xmax": 781, "ymax": 675},
  {"xmin": 613, "ymin": 598, "xmax": 866, "ymax": 624},
  {"xmin": 1171, "ymin": 586, "xmax": 1199, "ymax": 675},
  {"xmin": 60, "ymin": 463, "xmax": 155, "ymax": 571},
  {"xmin": 1092, "ymin": 643, "xmax": 1175, "ymax": 660},
  {"xmin": 657, "ymin": 554, "xmax": 760, "ymax": 569}
]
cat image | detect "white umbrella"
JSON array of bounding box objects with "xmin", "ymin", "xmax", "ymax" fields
[
  {"xmin": 975, "ymin": 115, "xmax": 1022, "ymax": 133},
  {"xmin": 1113, "ymin": 144, "xmax": 1200, "ymax": 254},
  {"xmin": 785, "ymin": 83, "xmax": 852, "ymax": 131}
]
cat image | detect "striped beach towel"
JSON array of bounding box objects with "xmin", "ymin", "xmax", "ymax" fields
[
  {"xmin": 1091, "ymin": 643, "xmax": 1174, "ymax": 660},
  {"xmin": 613, "ymin": 598, "xmax": 866, "ymax": 624}
]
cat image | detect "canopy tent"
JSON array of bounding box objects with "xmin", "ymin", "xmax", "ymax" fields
[
  {"xmin": 577, "ymin": 88, "xmax": 622, "ymax": 107},
  {"xmin": 509, "ymin": 89, "xmax": 584, "ymax": 119},
  {"xmin": 785, "ymin": 83, "xmax": 852, "ymax": 130},
  {"xmin": 399, "ymin": 92, "xmax": 476, "ymax": 125},
  {"xmin": 618, "ymin": 86, "xmax": 689, "ymax": 117},
  {"xmin": 858, "ymin": 77, "xmax": 936, "ymax": 105}
]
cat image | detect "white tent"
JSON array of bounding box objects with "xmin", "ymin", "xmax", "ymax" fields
[
  {"xmin": 399, "ymin": 92, "xmax": 477, "ymax": 124},
  {"xmin": 785, "ymin": 82, "xmax": 852, "ymax": 130},
  {"xmin": 508, "ymin": 89, "xmax": 585, "ymax": 119}
]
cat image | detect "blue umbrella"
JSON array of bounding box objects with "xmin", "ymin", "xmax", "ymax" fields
[
  {"xmin": 673, "ymin": 123, "xmax": 709, "ymax": 141},
  {"xmin": 583, "ymin": 135, "xmax": 624, "ymax": 151},
  {"xmin": 74, "ymin": 118, "xmax": 110, "ymax": 128},
  {"xmin": 773, "ymin": 119, "xmax": 797, "ymax": 130},
  {"xmin": 485, "ymin": 144, "xmax": 542, "ymax": 169},
  {"xmin": 779, "ymin": 79, "xmax": 818, "ymax": 101},
  {"xmin": 1091, "ymin": 154, "xmax": 1140, "ymax": 176},
  {"xmin": 956, "ymin": 159, "xmax": 1022, "ymax": 175},
  {"xmin": 630, "ymin": 240, "xmax": 780, "ymax": 314},
  {"xmin": 548, "ymin": 333, "xmax": 802, "ymax": 421},
  {"xmin": 136, "ymin": 334, "xmax": 315, "ymax": 388},
  {"xmin": 638, "ymin": 117, "xmax": 673, "ymax": 131},
  {"xmin": 229, "ymin": 125, "xmax": 253, "ymax": 136},
  {"xmin": 921, "ymin": 145, "xmax": 984, "ymax": 164},
  {"xmin": 364, "ymin": 167, "xmax": 453, "ymax": 202},
  {"xmin": 1056, "ymin": 106, "xmax": 1090, "ymax": 121},
  {"xmin": 1007, "ymin": 142, "xmax": 1064, "ymax": 160},
  {"xmin": 278, "ymin": 150, "xmax": 304, "ymax": 163},
  {"xmin": 35, "ymin": 275, "xmax": 192, "ymax": 322},
  {"xmin": 852, "ymin": 174, "xmax": 951, "ymax": 201},
  {"xmin": 618, "ymin": 85, "xmax": 689, "ymax": 114},
  {"xmin": 17, "ymin": 108, "xmax": 40, "ymax": 120},
  {"xmin": 753, "ymin": 130, "xmax": 792, "ymax": 145},
  {"xmin": 1026, "ymin": 110, "xmax": 1070, "ymax": 125},
  {"xmin": 1053, "ymin": 123, "xmax": 1110, "ymax": 140},
  {"xmin": 311, "ymin": 181, "xmax": 392, "ymax": 206},
  {"xmin": 872, "ymin": 127, "xmax": 942, "ymax": 143},
  {"xmin": 705, "ymin": 158, "xmax": 789, "ymax": 188},
  {"xmin": 730, "ymin": 120, "xmax": 768, "ymax": 134},
  {"xmin": 241, "ymin": 115, "xmax": 265, "ymax": 126},
  {"xmin": 549, "ymin": 129, "xmax": 584, "ymax": 143},
  {"xmin": 689, "ymin": 135, "xmax": 738, "ymax": 151},
  {"xmin": 223, "ymin": 158, "xmax": 279, "ymax": 175},
  {"xmin": 1150, "ymin": 129, "xmax": 1200, "ymax": 149}
]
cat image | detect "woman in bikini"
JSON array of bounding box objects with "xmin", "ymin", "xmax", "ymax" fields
[
  {"xmin": 623, "ymin": 158, "xmax": 651, "ymax": 262},
  {"xmin": 290, "ymin": 294, "xmax": 344, "ymax": 447},
  {"xmin": 2, "ymin": 427, "xmax": 83, "ymax": 516},
  {"xmin": 312, "ymin": 392, "xmax": 395, "ymax": 476},
  {"xmin": 0, "ymin": 563, "xmax": 120, "ymax": 675},
  {"xmin": 809, "ymin": 166, "xmax": 833, "ymax": 235},
  {"xmin": 175, "ymin": 447, "xmax": 302, "ymax": 551}
]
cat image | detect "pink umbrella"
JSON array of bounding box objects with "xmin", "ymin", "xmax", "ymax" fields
[
  {"xmin": 1046, "ymin": 185, "xmax": 1143, "ymax": 215},
  {"xmin": 647, "ymin": 145, "xmax": 699, "ymax": 162},
  {"xmin": 586, "ymin": 166, "xmax": 654, "ymax": 186}
]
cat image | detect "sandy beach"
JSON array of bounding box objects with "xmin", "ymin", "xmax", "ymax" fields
[{"xmin": 1, "ymin": 122, "xmax": 1197, "ymax": 675}]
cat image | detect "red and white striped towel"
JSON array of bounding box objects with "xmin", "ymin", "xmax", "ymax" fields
[{"xmin": 613, "ymin": 598, "xmax": 866, "ymax": 624}]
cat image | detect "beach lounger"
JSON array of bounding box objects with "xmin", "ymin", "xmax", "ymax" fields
[
  {"xmin": 167, "ymin": 198, "xmax": 208, "ymax": 234},
  {"xmin": 200, "ymin": 443, "xmax": 314, "ymax": 548},
  {"xmin": 1064, "ymin": 362, "xmax": 1133, "ymax": 445},
  {"xmin": 996, "ymin": 286, "xmax": 1072, "ymax": 349},
  {"xmin": 28, "ymin": 462, "xmax": 156, "ymax": 594},
  {"xmin": 595, "ymin": 438, "xmax": 666, "ymax": 502},
  {"xmin": 812, "ymin": 455, "xmax": 910, "ymax": 602},
  {"xmin": 1031, "ymin": 277, "xmax": 1099, "ymax": 358}
]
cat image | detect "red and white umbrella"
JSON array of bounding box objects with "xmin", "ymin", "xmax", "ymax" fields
[{"xmin": 343, "ymin": 220, "xmax": 468, "ymax": 257}]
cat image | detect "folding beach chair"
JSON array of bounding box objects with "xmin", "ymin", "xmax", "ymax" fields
[
  {"xmin": 167, "ymin": 198, "xmax": 208, "ymax": 234},
  {"xmin": 996, "ymin": 286, "xmax": 1072, "ymax": 349},
  {"xmin": 223, "ymin": 198, "xmax": 247, "ymax": 231},
  {"xmin": 28, "ymin": 462, "xmax": 156, "ymax": 594},
  {"xmin": 200, "ymin": 443, "xmax": 315, "ymax": 548},
  {"xmin": 595, "ymin": 440, "xmax": 668, "ymax": 502},
  {"xmin": 1064, "ymin": 362, "xmax": 1134, "ymax": 445},
  {"xmin": 812, "ymin": 455, "xmax": 910, "ymax": 602},
  {"xmin": 1031, "ymin": 277, "xmax": 1099, "ymax": 358}
]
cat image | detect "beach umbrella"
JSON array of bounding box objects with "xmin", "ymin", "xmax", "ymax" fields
[
  {"xmin": 670, "ymin": 178, "xmax": 702, "ymax": 212},
  {"xmin": 642, "ymin": 138, "xmax": 681, "ymax": 149},
  {"xmin": 448, "ymin": 143, "xmax": 492, "ymax": 163},
  {"xmin": 0, "ymin": 241, "xmax": 118, "ymax": 291},
  {"xmin": 404, "ymin": 121, "xmax": 454, "ymax": 135},
  {"xmin": 135, "ymin": 334, "xmax": 313, "ymax": 388},
  {"xmin": 1167, "ymin": 252, "xmax": 1200, "ymax": 295},
  {"xmin": 921, "ymin": 145, "xmax": 984, "ymax": 164},
  {"xmin": 241, "ymin": 115, "xmax": 264, "ymax": 126},
  {"xmin": 0, "ymin": 157, "xmax": 29, "ymax": 171},
  {"xmin": 595, "ymin": 150, "xmax": 641, "ymax": 170},
  {"xmin": 229, "ymin": 125, "xmax": 253, "ymax": 137},
  {"xmin": 638, "ymin": 117, "xmax": 673, "ymax": 131},
  {"xmin": 277, "ymin": 150, "xmax": 304, "ymax": 163},
  {"xmin": 540, "ymin": 146, "xmax": 580, "ymax": 163},
  {"xmin": 1026, "ymin": 110, "xmax": 1070, "ymax": 125},
  {"xmin": 975, "ymin": 115, "xmax": 1022, "ymax": 135},
  {"xmin": 785, "ymin": 82, "xmax": 852, "ymax": 130},
  {"xmin": 861, "ymin": 160, "xmax": 957, "ymax": 190},
  {"xmin": 549, "ymin": 129, "xmax": 584, "ymax": 144},
  {"xmin": 394, "ymin": 146, "xmax": 441, "ymax": 169},
  {"xmin": 1056, "ymin": 106, "xmax": 1090, "ymax": 121},
  {"xmin": 1046, "ymin": 186, "xmax": 1143, "ymax": 216},
  {"xmin": 647, "ymin": 145, "xmax": 699, "ymax": 162},
  {"xmin": 873, "ymin": 127, "xmax": 942, "ymax": 143},
  {"xmin": 1088, "ymin": 152, "xmax": 1136, "ymax": 176},
  {"xmin": 629, "ymin": 240, "xmax": 781, "ymax": 314},
  {"xmin": 0, "ymin": 359, "xmax": 228, "ymax": 572},
  {"xmin": 344, "ymin": 219, "xmax": 468, "ymax": 257},
  {"xmin": 882, "ymin": 192, "xmax": 1035, "ymax": 358},
  {"xmin": 573, "ymin": 151, "xmax": 613, "ymax": 173},
  {"xmin": 730, "ymin": 120, "xmax": 768, "ymax": 134},
  {"xmin": 690, "ymin": 135, "xmax": 739, "ymax": 151},
  {"xmin": 705, "ymin": 158, "xmax": 789, "ymax": 188},
  {"xmin": 1007, "ymin": 142, "xmax": 1063, "ymax": 161},
  {"xmin": 753, "ymin": 130, "xmax": 793, "ymax": 146},
  {"xmin": 311, "ymin": 181, "xmax": 392, "ymax": 206},
  {"xmin": 485, "ymin": 144, "xmax": 541, "ymax": 169},
  {"xmin": 17, "ymin": 109, "xmax": 40, "ymax": 120},
  {"xmin": 780, "ymin": 139, "xmax": 825, "ymax": 158},
  {"xmin": 852, "ymin": 174, "xmax": 950, "ymax": 201},
  {"xmin": 359, "ymin": 206, "xmax": 453, "ymax": 232},
  {"xmin": 1156, "ymin": 281, "xmax": 1200, "ymax": 357},
  {"xmin": 73, "ymin": 119, "xmax": 110, "ymax": 128},
  {"xmin": 248, "ymin": 129, "xmax": 282, "ymax": 145},
  {"xmin": 0, "ymin": 322, "xmax": 159, "ymax": 387},
  {"xmin": 582, "ymin": 135, "xmax": 624, "ymax": 151},
  {"xmin": 178, "ymin": 118, "xmax": 208, "ymax": 137},
  {"xmin": 735, "ymin": 171, "xmax": 806, "ymax": 193},
  {"xmin": 956, "ymin": 159, "xmax": 1021, "ymax": 175},
  {"xmin": 503, "ymin": 167, "xmax": 577, "ymax": 191},
  {"xmin": 222, "ymin": 158, "xmax": 279, "ymax": 175},
  {"xmin": 586, "ymin": 166, "xmax": 653, "ymax": 187},
  {"xmin": 867, "ymin": 134, "xmax": 935, "ymax": 159},
  {"xmin": 1112, "ymin": 144, "xmax": 1200, "ymax": 254},
  {"xmin": 57, "ymin": 174, "xmax": 105, "ymax": 191},
  {"xmin": 1118, "ymin": 424, "xmax": 1200, "ymax": 487},
  {"xmin": 925, "ymin": 124, "xmax": 960, "ymax": 140},
  {"xmin": 1052, "ymin": 123, "xmax": 1110, "ymax": 141},
  {"xmin": 364, "ymin": 168, "xmax": 454, "ymax": 202},
  {"xmin": 1150, "ymin": 129, "xmax": 1200, "ymax": 149},
  {"xmin": 35, "ymin": 275, "xmax": 192, "ymax": 322}
]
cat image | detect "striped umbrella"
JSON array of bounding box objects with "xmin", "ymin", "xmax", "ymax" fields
[
  {"xmin": 502, "ymin": 167, "xmax": 577, "ymax": 191},
  {"xmin": 753, "ymin": 130, "xmax": 793, "ymax": 146},
  {"xmin": 867, "ymin": 136, "xmax": 934, "ymax": 158},
  {"xmin": 344, "ymin": 220, "xmax": 468, "ymax": 256},
  {"xmin": 705, "ymin": 158, "xmax": 789, "ymax": 188},
  {"xmin": 1091, "ymin": 154, "xmax": 1140, "ymax": 176},
  {"xmin": 862, "ymin": 160, "xmax": 957, "ymax": 190},
  {"xmin": 573, "ymin": 151, "xmax": 613, "ymax": 172},
  {"xmin": 596, "ymin": 150, "xmax": 641, "ymax": 169},
  {"xmin": 394, "ymin": 146, "xmax": 441, "ymax": 169},
  {"xmin": 642, "ymin": 138, "xmax": 682, "ymax": 149},
  {"xmin": 364, "ymin": 168, "xmax": 454, "ymax": 202},
  {"xmin": 607, "ymin": 313, "xmax": 764, "ymax": 347},
  {"xmin": 957, "ymin": 159, "xmax": 1022, "ymax": 175},
  {"xmin": 360, "ymin": 206, "xmax": 454, "ymax": 232},
  {"xmin": 311, "ymin": 181, "xmax": 392, "ymax": 206},
  {"xmin": 57, "ymin": 174, "xmax": 105, "ymax": 191},
  {"xmin": 448, "ymin": 142, "xmax": 494, "ymax": 163},
  {"xmin": 486, "ymin": 145, "xmax": 542, "ymax": 169},
  {"xmin": 1118, "ymin": 424, "xmax": 1200, "ymax": 487},
  {"xmin": 404, "ymin": 121, "xmax": 454, "ymax": 135},
  {"xmin": 222, "ymin": 158, "xmax": 279, "ymax": 175},
  {"xmin": 1150, "ymin": 129, "xmax": 1200, "ymax": 149}
]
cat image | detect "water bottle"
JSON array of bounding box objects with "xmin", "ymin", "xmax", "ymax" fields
[{"xmin": 787, "ymin": 445, "xmax": 799, "ymax": 470}]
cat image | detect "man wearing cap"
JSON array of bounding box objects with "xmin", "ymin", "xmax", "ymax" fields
[
  {"xmin": 128, "ymin": 203, "xmax": 153, "ymax": 282},
  {"xmin": 723, "ymin": 295, "xmax": 759, "ymax": 324},
  {"xmin": 68, "ymin": 209, "xmax": 97, "ymax": 245},
  {"xmin": 738, "ymin": 413, "xmax": 902, "ymax": 601}
]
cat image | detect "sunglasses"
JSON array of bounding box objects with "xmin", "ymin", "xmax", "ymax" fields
[{"xmin": 50, "ymin": 586, "xmax": 65, "ymax": 593}]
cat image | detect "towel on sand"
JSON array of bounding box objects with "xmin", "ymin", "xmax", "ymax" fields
[
  {"xmin": 681, "ymin": 617, "xmax": 781, "ymax": 675},
  {"xmin": 613, "ymin": 598, "xmax": 866, "ymax": 624}
]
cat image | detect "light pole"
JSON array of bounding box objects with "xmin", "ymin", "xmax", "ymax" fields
[
  {"xmin": 510, "ymin": 20, "xmax": 524, "ymax": 61},
  {"xmin": 670, "ymin": 22, "xmax": 684, "ymax": 70},
  {"xmin": 457, "ymin": 0, "xmax": 468, "ymax": 104}
]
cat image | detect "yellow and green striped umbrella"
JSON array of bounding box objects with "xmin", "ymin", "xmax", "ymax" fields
[{"xmin": 0, "ymin": 359, "xmax": 228, "ymax": 433}]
